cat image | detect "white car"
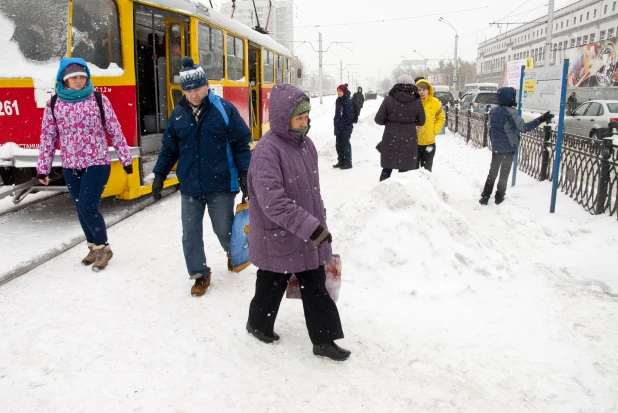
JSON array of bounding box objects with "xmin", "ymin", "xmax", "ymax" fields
[{"xmin": 563, "ymin": 100, "xmax": 618, "ymax": 139}]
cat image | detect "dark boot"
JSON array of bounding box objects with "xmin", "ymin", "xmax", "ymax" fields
[
  {"xmin": 332, "ymin": 163, "xmax": 341, "ymax": 168},
  {"xmin": 379, "ymin": 172, "xmax": 390, "ymax": 182},
  {"xmin": 339, "ymin": 165, "xmax": 352, "ymax": 170},
  {"xmin": 246, "ymin": 322, "xmax": 280, "ymax": 343},
  {"xmin": 313, "ymin": 341, "xmax": 351, "ymax": 361},
  {"xmin": 495, "ymin": 194, "xmax": 505, "ymax": 205},
  {"xmin": 191, "ymin": 274, "xmax": 211, "ymax": 297},
  {"xmin": 479, "ymin": 197, "xmax": 489, "ymax": 205},
  {"xmin": 227, "ymin": 252, "xmax": 233, "ymax": 272}
]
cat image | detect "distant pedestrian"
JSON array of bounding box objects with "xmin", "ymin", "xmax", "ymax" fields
[
  {"xmin": 416, "ymin": 79, "xmax": 445, "ymax": 172},
  {"xmin": 36, "ymin": 57, "xmax": 133, "ymax": 271},
  {"xmin": 480, "ymin": 87, "xmax": 554, "ymax": 205},
  {"xmin": 375, "ymin": 74, "xmax": 425, "ymax": 181},
  {"xmin": 246, "ymin": 84, "xmax": 350, "ymax": 361},
  {"xmin": 567, "ymin": 92, "xmax": 578, "ymax": 115},
  {"xmin": 333, "ymin": 84, "xmax": 355, "ymax": 169},
  {"xmin": 152, "ymin": 57, "xmax": 251, "ymax": 296},
  {"xmin": 352, "ymin": 86, "xmax": 365, "ymax": 123},
  {"xmin": 414, "ymin": 76, "xmax": 425, "ymax": 84}
]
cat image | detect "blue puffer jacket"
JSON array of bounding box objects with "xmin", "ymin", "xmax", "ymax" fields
[
  {"xmin": 334, "ymin": 90, "xmax": 354, "ymax": 136},
  {"xmin": 153, "ymin": 90, "xmax": 251, "ymax": 196},
  {"xmin": 490, "ymin": 87, "xmax": 541, "ymax": 153}
]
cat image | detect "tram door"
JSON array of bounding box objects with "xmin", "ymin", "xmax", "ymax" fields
[
  {"xmin": 165, "ymin": 18, "xmax": 186, "ymax": 111},
  {"xmin": 248, "ymin": 45, "xmax": 261, "ymax": 140}
]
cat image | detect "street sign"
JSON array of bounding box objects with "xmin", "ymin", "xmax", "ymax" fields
[{"xmin": 521, "ymin": 66, "xmax": 563, "ymax": 112}]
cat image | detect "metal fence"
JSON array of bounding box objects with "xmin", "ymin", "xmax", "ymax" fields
[{"xmin": 445, "ymin": 106, "xmax": 618, "ymax": 220}]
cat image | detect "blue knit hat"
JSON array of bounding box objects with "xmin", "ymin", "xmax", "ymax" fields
[{"xmin": 179, "ymin": 56, "xmax": 208, "ymax": 91}]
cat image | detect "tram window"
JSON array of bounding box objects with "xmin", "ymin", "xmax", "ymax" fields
[
  {"xmin": 71, "ymin": 0, "xmax": 122, "ymax": 69},
  {"xmin": 285, "ymin": 58, "xmax": 291, "ymax": 83},
  {"xmin": 168, "ymin": 24, "xmax": 183, "ymax": 84},
  {"xmin": 263, "ymin": 50, "xmax": 274, "ymax": 84},
  {"xmin": 275, "ymin": 55, "xmax": 283, "ymax": 84},
  {"xmin": 226, "ymin": 35, "xmax": 244, "ymax": 81},
  {"xmin": 0, "ymin": 0, "xmax": 68, "ymax": 62},
  {"xmin": 198, "ymin": 23, "xmax": 224, "ymax": 81}
]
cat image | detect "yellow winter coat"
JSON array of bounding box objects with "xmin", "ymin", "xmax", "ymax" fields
[{"xmin": 415, "ymin": 79, "xmax": 445, "ymax": 146}]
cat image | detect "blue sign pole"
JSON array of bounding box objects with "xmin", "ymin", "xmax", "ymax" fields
[
  {"xmin": 512, "ymin": 65, "xmax": 526, "ymax": 187},
  {"xmin": 550, "ymin": 59, "xmax": 570, "ymax": 213}
]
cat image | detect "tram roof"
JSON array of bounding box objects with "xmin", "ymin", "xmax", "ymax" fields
[{"xmin": 138, "ymin": 0, "xmax": 292, "ymax": 57}]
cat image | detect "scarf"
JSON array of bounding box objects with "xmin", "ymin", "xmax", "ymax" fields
[{"xmin": 55, "ymin": 80, "xmax": 94, "ymax": 102}]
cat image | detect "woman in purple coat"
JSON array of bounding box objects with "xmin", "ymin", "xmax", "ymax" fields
[{"xmin": 246, "ymin": 84, "xmax": 350, "ymax": 361}]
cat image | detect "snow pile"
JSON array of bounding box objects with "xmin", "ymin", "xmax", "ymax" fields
[{"xmin": 0, "ymin": 142, "xmax": 20, "ymax": 166}]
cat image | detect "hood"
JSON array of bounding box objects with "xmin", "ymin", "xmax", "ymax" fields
[
  {"xmin": 338, "ymin": 89, "xmax": 351, "ymax": 100},
  {"xmin": 416, "ymin": 79, "xmax": 434, "ymax": 99},
  {"xmin": 55, "ymin": 57, "xmax": 91, "ymax": 83},
  {"xmin": 388, "ymin": 83, "xmax": 419, "ymax": 102},
  {"xmin": 269, "ymin": 84, "xmax": 310, "ymax": 139},
  {"xmin": 357, "ymin": 87, "xmax": 363, "ymax": 93},
  {"xmin": 497, "ymin": 87, "xmax": 517, "ymax": 107}
]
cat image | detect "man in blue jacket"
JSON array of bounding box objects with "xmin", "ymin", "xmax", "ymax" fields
[
  {"xmin": 152, "ymin": 57, "xmax": 251, "ymax": 296},
  {"xmin": 480, "ymin": 87, "xmax": 553, "ymax": 205},
  {"xmin": 333, "ymin": 84, "xmax": 354, "ymax": 169}
]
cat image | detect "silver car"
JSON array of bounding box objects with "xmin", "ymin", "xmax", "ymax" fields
[{"xmin": 563, "ymin": 100, "xmax": 618, "ymax": 139}]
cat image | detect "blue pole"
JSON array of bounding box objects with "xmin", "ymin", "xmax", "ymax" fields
[
  {"xmin": 512, "ymin": 65, "xmax": 526, "ymax": 187},
  {"xmin": 550, "ymin": 59, "xmax": 570, "ymax": 213}
]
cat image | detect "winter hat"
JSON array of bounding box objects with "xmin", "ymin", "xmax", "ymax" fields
[
  {"xmin": 414, "ymin": 76, "xmax": 425, "ymax": 83},
  {"xmin": 396, "ymin": 74, "xmax": 416, "ymax": 85},
  {"xmin": 179, "ymin": 56, "xmax": 208, "ymax": 91},
  {"xmin": 337, "ymin": 84, "xmax": 348, "ymax": 94},
  {"xmin": 63, "ymin": 64, "xmax": 88, "ymax": 81},
  {"xmin": 291, "ymin": 99, "xmax": 311, "ymax": 118}
]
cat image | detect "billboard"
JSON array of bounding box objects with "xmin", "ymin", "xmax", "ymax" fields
[
  {"xmin": 503, "ymin": 58, "xmax": 533, "ymax": 88},
  {"xmin": 521, "ymin": 66, "xmax": 564, "ymax": 112},
  {"xmin": 566, "ymin": 37, "xmax": 618, "ymax": 87}
]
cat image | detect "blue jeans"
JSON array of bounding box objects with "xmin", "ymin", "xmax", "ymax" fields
[
  {"xmin": 181, "ymin": 192, "xmax": 236, "ymax": 278},
  {"xmin": 63, "ymin": 165, "xmax": 111, "ymax": 246},
  {"xmin": 335, "ymin": 134, "xmax": 352, "ymax": 166}
]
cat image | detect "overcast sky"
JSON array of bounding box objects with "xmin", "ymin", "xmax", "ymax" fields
[{"xmin": 213, "ymin": 0, "xmax": 579, "ymax": 82}]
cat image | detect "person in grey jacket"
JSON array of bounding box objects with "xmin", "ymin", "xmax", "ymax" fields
[
  {"xmin": 246, "ymin": 84, "xmax": 350, "ymax": 361},
  {"xmin": 480, "ymin": 87, "xmax": 553, "ymax": 205}
]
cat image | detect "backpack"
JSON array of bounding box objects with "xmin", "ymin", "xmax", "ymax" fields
[{"xmin": 50, "ymin": 91, "xmax": 106, "ymax": 128}]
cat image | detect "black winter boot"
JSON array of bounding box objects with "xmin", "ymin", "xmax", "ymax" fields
[
  {"xmin": 495, "ymin": 194, "xmax": 505, "ymax": 205},
  {"xmin": 313, "ymin": 341, "xmax": 351, "ymax": 361},
  {"xmin": 479, "ymin": 197, "xmax": 489, "ymax": 205},
  {"xmin": 246, "ymin": 322, "xmax": 280, "ymax": 344}
]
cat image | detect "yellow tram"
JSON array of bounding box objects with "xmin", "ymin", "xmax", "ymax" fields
[{"xmin": 0, "ymin": 0, "xmax": 298, "ymax": 202}]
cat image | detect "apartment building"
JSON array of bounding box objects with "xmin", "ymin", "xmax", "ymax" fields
[
  {"xmin": 477, "ymin": 0, "xmax": 618, "ymax": 87},
  {"xmin": 220, "ymin": 0, "xmax": 294, "ymax": 51}
]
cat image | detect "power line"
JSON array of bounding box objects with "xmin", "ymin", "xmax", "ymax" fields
[{"xmin": 314, "ymin": 5, "xmax": 489, "ymax": 27}]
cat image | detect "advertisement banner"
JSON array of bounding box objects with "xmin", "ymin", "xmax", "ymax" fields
[
  {"xmin": 504, "ymin": 59, "xmax": 532, "ymax": 88},
  {"xmin": 566, "ymin": 37, "xmax": 618, "ymax": 87}
]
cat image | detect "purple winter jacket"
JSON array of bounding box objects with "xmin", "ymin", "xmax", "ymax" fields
[{"xmin": 248, "ymin": 84, "xmax": 332, "ymax": 273}]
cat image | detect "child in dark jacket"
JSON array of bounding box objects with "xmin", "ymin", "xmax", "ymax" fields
[
  {"xmin": 480, "ymin": 87, "xmax": 553, "ymax": 205},
  {"xmin": 333, "ymin": 84, "xmax": 355, "ymax": 169}
]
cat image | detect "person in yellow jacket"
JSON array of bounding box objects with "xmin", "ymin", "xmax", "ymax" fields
[{"xmin": 415, "ymin": 79, "xmax": 445, "ymax": 172}]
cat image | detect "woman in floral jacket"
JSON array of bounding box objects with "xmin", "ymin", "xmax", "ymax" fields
[{"xmin": 36, "ymin": 57, "xmax": 133, "ymax": 271}]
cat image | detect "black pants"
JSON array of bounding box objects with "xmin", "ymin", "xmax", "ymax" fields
[
  {"xmin": 353, "ymin": 107, "xmax": 361, "ymax": 123},
  {"xmin": 248, "ymin": 266, "xmax": 344, "ymax": 344},
  {"xmin": 379, "ymin": 168, "xmax": 410, "ymax": 181},
  {"xmin": 481, "ymin": 152, "xmax": 515, "ymax": 198},
  {"xmin": 335, "ymin": 134, "xmax": 352, "ymax": 167},
  {"xmin": 418, "ymin": 144, "xmax": 436, "ymax": 172}
]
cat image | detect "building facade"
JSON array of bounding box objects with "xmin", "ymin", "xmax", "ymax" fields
[
  {"xmin": 220, "ymin": 0, "xmax": 294, "ymax": 51},
  {"xmin": 477, "ymin": 0, "xmax": 618, "ymax": 88}
]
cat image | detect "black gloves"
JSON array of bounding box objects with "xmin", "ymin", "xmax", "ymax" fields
[
  {"xmin": 152, "ymin": 174, "xmax": 163, "ymax": 201},
  {"xmin": 310, "ymin": 225, "xmax": 332, "ymax": 247},
  {"xmin": 239, "ymin": 173, "xmax": 248, "ymax": 202},
  {"xmin": 123, "ymin": 164, "xmax": 133, "ymax": 175},
  {"xmin": 538, "ymin": 111, "xmax": 555, "ymax": 124}
]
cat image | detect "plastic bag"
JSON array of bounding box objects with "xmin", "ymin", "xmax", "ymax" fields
[
  {"xmin": 286, "ymin": 254, "xmax": 341, "ymax": 302},
  {"xmin": 230, "ymin": 202, "xmax": 251, "ymax": 272}
]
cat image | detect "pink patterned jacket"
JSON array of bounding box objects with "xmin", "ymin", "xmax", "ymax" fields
[{"xmin": 36, "ymin": 93, "xmax": 132, "ymax": 175}]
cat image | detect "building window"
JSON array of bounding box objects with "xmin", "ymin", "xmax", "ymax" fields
[
  {"xmin": 610, "ymin": 28, "xmax": 615, "ymax": 38},
  {"xmin": 583, "ymin": 35, "xmax": 589, "ymax": 44},
  {"xmin": 556, "ymin": 23, "xmax": 558, "ymax": 30},
  {"xmin": 601, "ymin": 30, "xmax": 606, "ymax": 40},
  {"xmin": 587, "ymin": 11, "xmax": 590, "ymax": 20},
  {"xmin": 579, "ymin": 15, "xmax": 582, "ymax": 23},
  {"xmin": 567, "ymin": 19, "xmax": 569, "ymax": 27},
  {"xmin": 571, "ymin": 38, "xmax": 576, "ymax": 47},
  {"xmin": 594, "ymin": 9, "xmax": 597, "ymax": 17},
  {"xmin": 577, "ymin": 37, "xmax": 582, "ymax": 46},
  {"xmin": 591, "ymin": 33, "xmax": 596, "ymax": 42},
  {"xmin": 561, "ymin": 21, "xmax": 564, "ymax": 28},
  {"xmin": 614, "ymin": 2, "xmax": 617, "ymax": 12},
  {"xmin": 605, "ymin": 5, "xmax": 608, "ymax": 14}
]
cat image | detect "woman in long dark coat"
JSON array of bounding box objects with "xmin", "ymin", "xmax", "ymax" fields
[{"xmin": 375, "ymin": 74, "xmax": 425, "ymax": 181}]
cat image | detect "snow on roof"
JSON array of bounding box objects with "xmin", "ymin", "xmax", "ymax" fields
[{"xmin": 141, "ymin": 0, "xmax": 291, "ymax": 56}]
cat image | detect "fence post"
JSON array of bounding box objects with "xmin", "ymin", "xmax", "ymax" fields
[
  {"xmin": 539, "ymin": 125, "xmax": 552, "ymax": 181},
  {"xmin": 445, "ymin": 106, "xmax": 449, "ymax": 130},
  {"xmin": 454, "ymin": 107, "xmax": 459, "ymax": 133},
  {"xmin": 466, "ymin": 110, "xmax": 471, "ymax": 143},
  {"xmin": 595, "ymin": 138, "xmax": 613, "ymax": 215},
  {"xmin": 482, "ymin": 111, "xmax": 489, "ymax": 148}
]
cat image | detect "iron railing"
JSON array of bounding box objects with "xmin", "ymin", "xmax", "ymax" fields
[{"xmin": 445, "ymin": 106, "xmax": 618, "ymax": 220}]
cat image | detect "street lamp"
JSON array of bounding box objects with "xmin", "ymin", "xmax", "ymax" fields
[
  {"xmin": 400, "ymin": 55, "xmax": 412, "ymax": 75},
  {"xmin": 438, "ymin": 17, "xmax": 458, "ymax": 94},
  {"xmin": 413, "ymin": 49, "xmax": 428, "ymax": 73}
]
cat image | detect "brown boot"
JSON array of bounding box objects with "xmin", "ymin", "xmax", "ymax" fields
[
  {"xmin": 92, "ymin": 244, "xmax": 113, "ymax": 272},
  {"xmin": 227, "ymin": 252, "xmax": 233, "ymax": 272},
  {"xmin": 81, "ymin": 243, "xmax": 97, "ymax": 266},
  {"xmin": 190, "ymin": 274, "xmax": 211, "ymax": 296}
]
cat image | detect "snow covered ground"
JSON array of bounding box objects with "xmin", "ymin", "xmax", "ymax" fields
[{"xmin": 1, "ymin": 96, "xmax": 617, "ymax": 412}]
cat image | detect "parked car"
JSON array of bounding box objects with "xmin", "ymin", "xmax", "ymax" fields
[
  {"xmin": 434, "ymin": 90, "xmax": 454, "ymax": 107},
  {"xmin": 365, "ymin": 91, "xmax": 378, "ymax": 100},
  {"xmin": 459, "ymin": 91, "xmax": 498, "ymax": 113},
  {"xmin": 563, "ymin": 100, "xmax": 618, "ymax": 139},
  {"xmin": 310, "ymin": 92, "xmax": 319, "ymax": 98}
]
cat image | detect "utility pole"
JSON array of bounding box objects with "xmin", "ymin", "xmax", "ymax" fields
[
  {"xmin": 319, "ymin": 32, "xmax": 323, "ymax": 104},
  {"xmin": 544, "ymin": 0, "xmax": 554, "ymax": 67},
  {"xmin": 340, "ymin": 60, "xmax": 343, "ymax": 84},
  {"xmin": 454, "ymin": 33, "xmax": 458, "ymax": 93}
]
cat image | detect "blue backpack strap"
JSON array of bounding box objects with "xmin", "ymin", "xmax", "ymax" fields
[{"xmin": 208, "ymin": 91, "xmax": 239, "ymax": 192}]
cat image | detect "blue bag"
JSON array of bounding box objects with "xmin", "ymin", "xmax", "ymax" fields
[{"xmin": 230, "ymin": 202, "xmax": 250, "ymax": 272}]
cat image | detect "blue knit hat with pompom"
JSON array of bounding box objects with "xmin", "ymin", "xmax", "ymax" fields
[{"xmin": 179, "ymin": 56, "xmax": 208, "ymax": 91}]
